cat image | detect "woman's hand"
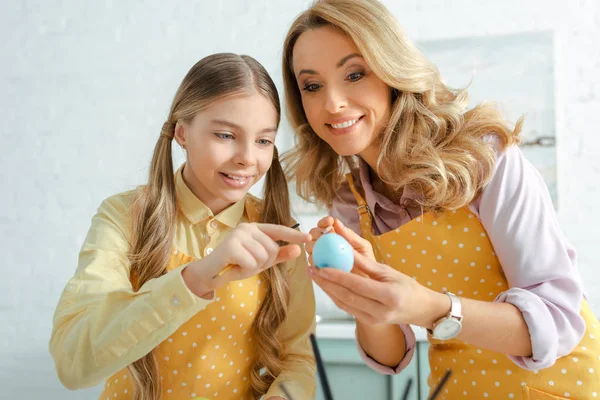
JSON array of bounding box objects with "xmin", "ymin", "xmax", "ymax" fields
[
  {"xmin": 308, "ymin": 251, "xmax": 448, "ymax": 328},
  {"xmin": 306, "ymin": 216, "xmax": 376, "ymax": 266},
  {"xmin": 183, "ymin": 223, "xmax": 311, "ymax": 297}
]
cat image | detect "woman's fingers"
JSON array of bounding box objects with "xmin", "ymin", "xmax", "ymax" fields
[
  {"xmin": 305, "ymin": 226, "xmax": 324, "ymax": 255},
  {"xmin": 351, "ymin": 251, "xmax": 388, "ymax": 277},
  {"xmin": 332, "ymin": 219, "xmax": 375, "ymax": 258},
  {"xmin": 317, "ymin": 216, "xmax": 335, "ymax": 229},
  {"xmin": 311, "ymin": 267, "xmax": 384, "ymax": 312},
  {"xmin": 325, "ymin": 290, "xmax": 379, "ymax": 325}
]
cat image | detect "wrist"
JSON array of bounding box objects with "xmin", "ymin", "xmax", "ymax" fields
[
  {"xmin": 416, "ymin": 289, "xmax": 451, "ymax": 330},
  {"xmin": 182, "ymin": 260, "xmax": 215, "ymax": 300}
]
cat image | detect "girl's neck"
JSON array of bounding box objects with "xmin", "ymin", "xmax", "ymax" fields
[{"xmin": 181, "ymin": 164, "xmax": 235, "ymax": 216}]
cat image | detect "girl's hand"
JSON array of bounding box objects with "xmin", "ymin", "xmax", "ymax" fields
[
  {"xmin": 308, "ymin": 251, "xmax": 447, "ymax": 328},
  {"xmin": 183, "ymin": 223, "xmax": 311, "ymax": 297},
  {"xmin": 306, "ymin": 216, "xmax": 376, "ymax": 266}
]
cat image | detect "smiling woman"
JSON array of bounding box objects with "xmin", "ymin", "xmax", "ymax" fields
[
  {"xmin": 291, "ymin": 28, "xmax": 391, "ymax": 159},
  {"xmin": 281, "ymin": 0, "xmax": 600, "ymax": 399}
]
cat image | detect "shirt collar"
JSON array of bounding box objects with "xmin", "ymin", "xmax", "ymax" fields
[
  {"xmin": 357, "ymin": 158, "xmax": 420, "ymax": 212},
  {"xmin": 175, "ymin": 163, "xmax": 246, "ymax": 227}
]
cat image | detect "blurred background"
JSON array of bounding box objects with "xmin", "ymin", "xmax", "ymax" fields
[{"xmin": 1, "ymin": 0, "xmax": 599, "ymax": 398}]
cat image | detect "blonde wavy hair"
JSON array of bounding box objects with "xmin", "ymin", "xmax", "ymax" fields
[
  {"xmin": 128, "ymin": 53, "xmax": 296, "ymax": 399},
  {"xmin": 282, "ymin": 0, "xmax": 523, "ymax": 212}
]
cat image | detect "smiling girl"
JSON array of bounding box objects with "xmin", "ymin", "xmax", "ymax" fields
[{"xmin": 50, "ymin": 53, "xmax": 316, "ymax": 400}]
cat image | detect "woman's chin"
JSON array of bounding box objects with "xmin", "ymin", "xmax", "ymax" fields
[{"xmin": 330, "ymin": 142, "xmax": 368, "ymax": 157}]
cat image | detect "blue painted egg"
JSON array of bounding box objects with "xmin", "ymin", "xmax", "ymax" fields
[{"xmin": 313, "ymin": 233, "xmax": 354, "ymax": 273}]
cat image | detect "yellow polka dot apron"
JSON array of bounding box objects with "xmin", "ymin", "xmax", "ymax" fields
[
  {"xmin": 99, "ymin": 199, "xmax": 265, "ymax": 400},
  {"xmin": 346, "ymin": 174, "xmax": 600, "ymax": 400}
]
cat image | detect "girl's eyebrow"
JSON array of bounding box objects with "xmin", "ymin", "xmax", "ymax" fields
[{"xmin": 210, "ymin": 119, "xmax": 277, "ymax": 134}]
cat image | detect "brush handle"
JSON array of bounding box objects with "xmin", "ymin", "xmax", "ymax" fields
[
  {"xmin": 310, "ymin": 333, "xmax": 334, "ymax": 400},
  {"xmin": 428, "ymin": 369, "xmax": 451, "ymax": 400}
]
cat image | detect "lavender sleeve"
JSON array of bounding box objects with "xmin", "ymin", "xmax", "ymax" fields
[
  {"xmin": 477, "ymin": 144, "xmax": 585, "ymax": 369},
  {"xmin": 330, "ymin": 182, "xmax": 416, "ymax": 374}
]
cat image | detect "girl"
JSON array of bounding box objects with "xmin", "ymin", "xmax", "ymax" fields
[
  {"xmin": 50, "ymin": 53, "xmax": 316, "ymax": 400},
  {"xmin": 281, "ymin": 0, "xmax": 600, "ymax": 399}
]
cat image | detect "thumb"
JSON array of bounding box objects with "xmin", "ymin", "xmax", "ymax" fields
[
  {"xmin": 333, "ymin": 219, "xmax": 370, "ymax": 251},
  {"xmin": 211, "ymin": 244, "xmax": 302, "ymax": 287},
  {"xmin": 352, "ymin": 251, "xmax": 387, "ymax": 278},
  {"xmin": 273, "ymin": 244, "xmax": 302, "ymax": 265}
]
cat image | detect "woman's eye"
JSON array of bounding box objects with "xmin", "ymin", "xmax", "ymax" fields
[
  {"xmin": 347, "ymin": 72, "xmax": 365, "ymax": 82},
  {"xmin": 302, "ymin": 83, "xmax": 321, "ymax": 92}
]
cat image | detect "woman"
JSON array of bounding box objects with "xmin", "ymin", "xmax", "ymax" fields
[{"xmin": 281, "ymin": 0, "xmax": 600, "ymax": 398}]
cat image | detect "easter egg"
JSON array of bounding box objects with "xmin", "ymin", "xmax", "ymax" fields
[{"xmin": 313, "ymin": 233, "xmax": 354, "ymax": 273}]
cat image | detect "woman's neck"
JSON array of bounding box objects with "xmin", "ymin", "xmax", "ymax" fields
[{"xmin": 360, "ymin": 154, "xmax": 403, "ymax": 204}]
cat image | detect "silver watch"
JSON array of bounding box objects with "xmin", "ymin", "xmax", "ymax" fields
[{"xmin": 430, "ymin": 292, "xmax": 463, "ymax": 340}]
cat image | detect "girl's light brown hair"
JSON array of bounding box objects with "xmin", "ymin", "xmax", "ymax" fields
[
  {"xmin": 282, "ymin": 0, "xmax": 522, "ymax": 212},
  {"xmin": 128, "ymin": 53, "xmax": 296, "ymax": 399}
]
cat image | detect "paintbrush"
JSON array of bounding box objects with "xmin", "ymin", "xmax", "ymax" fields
[
  {"xmin": 428, "ymin": 369, "xmax": 451, "ymax": 400},
  {"xmin": 401, "ymin": 378, "xmax": 413, "ymax": 400},
  {"xmin": 310, "ymin": 333, "xmax": 334, "ymax": 400}
]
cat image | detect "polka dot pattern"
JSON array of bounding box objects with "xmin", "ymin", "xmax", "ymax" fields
[
  {"xmin": 100, "ymin": 250, "xmax": 264, "ymax": 399},
  {"xmin": 345, "ymin": 174, "xmax": 600, "ymax": 400}
]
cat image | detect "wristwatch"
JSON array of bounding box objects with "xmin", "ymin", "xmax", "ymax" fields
[{"xmin": 429, "ymin": 292, "xmax": 463, "ymax": 340}]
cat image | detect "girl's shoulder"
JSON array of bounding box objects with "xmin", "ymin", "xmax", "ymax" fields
[
  {"xmin": 92, "ymin": 187, "xmax": 142, "ymax": 239},
  {"xmin": 98, "ymin": 187, "xmax": 140, "ymax": 216}
]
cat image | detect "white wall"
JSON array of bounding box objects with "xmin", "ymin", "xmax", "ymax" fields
[{"xmin": 1, "ymin": 0, "xmax": 598, "ymax": 398}]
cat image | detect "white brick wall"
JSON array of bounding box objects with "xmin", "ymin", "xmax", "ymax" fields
[{"xmin": 1, "ymin": 0, "xmax": 598, "ymax": 398}]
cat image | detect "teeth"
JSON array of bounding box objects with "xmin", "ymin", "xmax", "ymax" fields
[
  {"xmin": 225, "ymin": 174, "xmax": 247, "ymax": 180},
  {"xmin": 331, "ymin": 118, "xmax": 359, "ymax": 129}
]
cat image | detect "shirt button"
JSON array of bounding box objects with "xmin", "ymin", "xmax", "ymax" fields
[
  {"xmin": 205, "ymin": 247, "xmax": 213, "ymax": 255},
  {"xmin": 172, "ymin": 296, "xmax": 180, "ymax": 307},
  {"xmin": 210, "ymin": 220, "xmax": 219, "ymax": 229}
]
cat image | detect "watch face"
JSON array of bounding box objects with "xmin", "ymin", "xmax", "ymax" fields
[{"xmin": 434, "ymin": 319, "xmax": 462, "ymax": 339}]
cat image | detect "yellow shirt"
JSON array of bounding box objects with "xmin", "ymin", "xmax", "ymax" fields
[{"xmin": 49, "ymin": 166, "xmax": 316, "ymax": 399}]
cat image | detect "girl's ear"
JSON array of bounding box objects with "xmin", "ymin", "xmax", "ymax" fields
[{"xmin": 174, "ymin": 121, "xmax": 187, "ymax": 150}]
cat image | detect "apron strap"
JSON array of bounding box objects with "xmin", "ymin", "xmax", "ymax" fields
[{"xmin": 345, "ymin": 173, "xmax": 375, "ymax": 239}]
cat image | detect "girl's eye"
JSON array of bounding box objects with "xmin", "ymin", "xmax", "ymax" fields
[
  {"xmin": 347, "ymin": 72, "xmax": 365, "ymax": 82},
  {"xmin": 302, "ymin": 83, "xmax": 321, "ymax": 93},
  {"xmin": 257, "ymin": 139, "xmax": 273, "ymax": 146},
  {"xmin": 215, "ymin": 132, "xmax": 234, "ymax": 140}
]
